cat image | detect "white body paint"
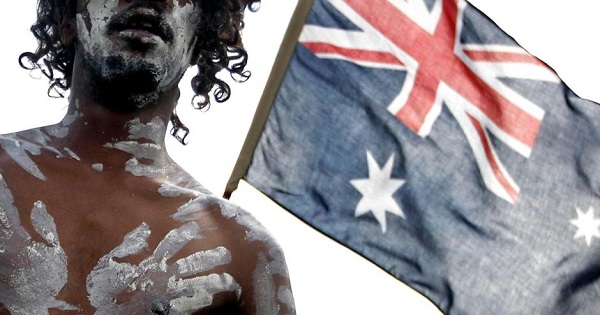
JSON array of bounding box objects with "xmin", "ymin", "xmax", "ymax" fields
[
  {"xmin": 169, "ymin": 273, "xmax": 241, "ymax": 312},
  {"xmin": 0, "ymin": 106, "xmax": 82, "ymax": 180},
  {"xmin": 92, "ymin": 163, "xmax": 104, "ymax": 171},
  {"xmin": 0, "ymin": 175, "xmax": 79, "ymax": 314},
  {"xmin": 86, "ymin": 221, "xmax": 239, "ymax": 314},
  {"xmin": 108, "ymin": 118, "xmax": 210, "ymax": 196},
  {"xmin": 76, "ymin": 0, "xmax": 199, "ymax": 93}
]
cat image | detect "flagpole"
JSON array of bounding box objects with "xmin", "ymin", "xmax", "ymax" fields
[{"xmin": 224, "ymin": 0, "xmax": 316, "ymax": 198}]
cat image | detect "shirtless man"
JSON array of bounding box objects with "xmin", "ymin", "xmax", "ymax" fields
[{"xmin": 0, "ymin": 0, "xmax": 295, "ymax": 313}]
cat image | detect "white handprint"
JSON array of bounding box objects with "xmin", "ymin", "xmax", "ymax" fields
[
  {"xmin": 0, "ymin": 175, "xmax": 79, "ymax": 314},
  {"xmin": 87, "ymin": 220, "xmax": 240, "ymax": 314}
]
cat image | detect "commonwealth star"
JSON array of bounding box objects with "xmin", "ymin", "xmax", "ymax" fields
[
  {"xmin": 570, "ymin": 207, "xmax": 600, "ymax": 247},
  {"xmin": 350, "ymin": 151, "xmax": 405, "ymax": 233}
]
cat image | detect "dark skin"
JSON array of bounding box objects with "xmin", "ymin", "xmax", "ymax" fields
[{"xmin": 0, "ymin": 0, "xmax": 294, "ymax": 314}]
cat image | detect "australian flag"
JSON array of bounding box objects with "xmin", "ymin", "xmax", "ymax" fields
[{"xmin": 227, "ymin": 0, "xmax": 600, "ymax": 313}]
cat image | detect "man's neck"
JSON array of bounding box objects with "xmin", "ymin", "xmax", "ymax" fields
[{"xmin": 47, "ymin": 85, "xmax": 179, "ymax": 168}]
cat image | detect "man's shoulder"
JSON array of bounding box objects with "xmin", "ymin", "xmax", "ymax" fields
[
  {"xmin": 169, "ymin": 189, "xmax": 285, "ymax": 266},
  {"xmin": 0, "ymin": 130, "xmax": 36, "ymax": 171},
  {"xmin": 159, "ymin": 172, "xmax": 279, "ymax": 245},
  {"xmin": 174, "ymin": 190, "xmax": 276, "ymax": 238},
  {"xmin": 0, "ymin": 126, "xmax": 66, "ymax": 158},
  {"xmin": 0, "ymin": 126, "xmax": 71, "ymax": 180}
]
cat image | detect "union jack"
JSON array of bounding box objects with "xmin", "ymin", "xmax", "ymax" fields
[{"xmin": 299, "ymin": 0, "xmax": 559, "ymax": 203}]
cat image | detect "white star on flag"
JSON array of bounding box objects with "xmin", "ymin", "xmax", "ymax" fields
[
  {"xmin": 570, "ymin": 207, "xmax": 600, "ymax": 247},
  {"xmin": 350, "ymin": 151, "xmax": 405, "ymax": 233}
]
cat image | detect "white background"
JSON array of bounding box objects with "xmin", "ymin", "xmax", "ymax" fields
[{"xmin": 2, "ymin": 1, "xmax": 600, "ymax": 314}]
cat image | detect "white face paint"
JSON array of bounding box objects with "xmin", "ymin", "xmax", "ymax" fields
[{"xmin": 76, "ymin": 0, "xmax": 200, "ymax": 94}]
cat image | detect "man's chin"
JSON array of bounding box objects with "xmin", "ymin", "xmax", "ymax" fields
[
  {"xmin": 127, "ymin": 92, "xmax": 161, "ymax": 109},
  {"xmin": 95, "ymin": 75, "xmax": 163, "ymax": 111},
  {"xmin": 85, "ymin": 55, "xmax": 165, "ymax": 106}
]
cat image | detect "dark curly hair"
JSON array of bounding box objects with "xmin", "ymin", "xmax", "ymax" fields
[{"xmin": 19, "ymin": 0, "xmax": 260, "ymax": 144}]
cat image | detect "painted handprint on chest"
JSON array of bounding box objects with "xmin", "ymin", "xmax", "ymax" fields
[
  {"xmin": 87, "ymin": 222, "xmax": 239, "ymax": 314},
  {"xmin": 0, "ymin": 175, "xmax": 79, "ymax": 314}
]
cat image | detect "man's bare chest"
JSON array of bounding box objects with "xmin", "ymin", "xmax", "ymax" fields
[
  {"xmin": 0, "ymin": 170, "xmax": 246, "ymax": 314},
  {"xmin": 0, "ymin": 119, "xmax": 293, "ymax": 314}
]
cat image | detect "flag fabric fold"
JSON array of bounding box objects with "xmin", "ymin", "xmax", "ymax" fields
[{"xmin": 228, "ymin": 0, "xmax": 600, "ymax": 313}]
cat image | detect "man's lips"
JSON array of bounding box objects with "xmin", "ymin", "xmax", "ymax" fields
[{"xmin": 108, "ymin": 8, "xmax": 173, "ymax": 43}]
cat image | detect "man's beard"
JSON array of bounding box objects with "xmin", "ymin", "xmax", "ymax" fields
[{"xmin": 83, "ymin": 49, "xmax": 170, "ymax": 110}]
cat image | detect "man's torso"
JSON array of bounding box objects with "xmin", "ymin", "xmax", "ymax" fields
[{"xmin": 0, "ymin": 128, "xmax": 292, "ymax": 314}]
